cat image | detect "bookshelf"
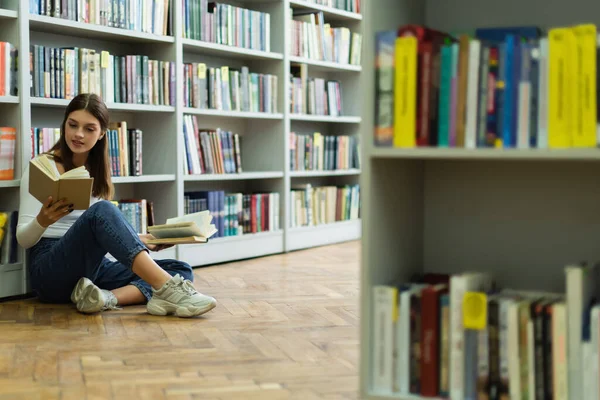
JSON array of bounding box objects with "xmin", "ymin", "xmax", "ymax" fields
[
  {"xmin": 0, "ymin": 0, "xmax": 363, "ymax": 299},
  {"xmin": 360, "ymin": 0, "xmax": 600, "ymax": 399}
]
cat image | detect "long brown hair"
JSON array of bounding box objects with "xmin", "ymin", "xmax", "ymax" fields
[{"xmin": 48, "ymin": 93, "xmax": 113, "ymax": 200}]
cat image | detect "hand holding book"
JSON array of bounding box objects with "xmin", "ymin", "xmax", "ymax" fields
[
  {"xmin": 36, "ymin": 196, "xmax": 74, "ymax": 228},
  {"xmin": 139, "ymin": 233, "xmax": 174, "ymax": 252}
]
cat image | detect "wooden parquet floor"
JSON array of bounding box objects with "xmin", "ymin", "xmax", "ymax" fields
[{"xmin": 0, "ymin": 241, "xmax": 360, "ymax": 400}]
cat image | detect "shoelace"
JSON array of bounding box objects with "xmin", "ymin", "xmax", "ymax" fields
[
  {"xmin": 180, "ymin": 280, "xmax": 199, "ymax": 296},
  {"xmin": 101, "ymin": 290, "xmax": 122, "ymax": 311}
]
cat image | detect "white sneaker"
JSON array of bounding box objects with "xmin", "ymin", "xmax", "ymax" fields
[
  {"xmin": 71, "ymin": 277, "xmax": 120, "ymax": 314},
  {"xmin": 147, "ymin": 274, "xmax": 216, "ymax": 318},
  {"xmin": 70, "ymin": 277, "xmax": 94, "ymax": 304}
]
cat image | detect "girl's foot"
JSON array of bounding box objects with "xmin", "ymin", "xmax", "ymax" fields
[
  {"xmin": 147, "ymin": 274, "xmax": 216, "ymax": 318},
  {"xmin": 71, "ymin": 277, "xmax": 120, "ymax": 313}
]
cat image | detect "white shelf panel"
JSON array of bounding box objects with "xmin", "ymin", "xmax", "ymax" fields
[
  {"xmin": 289, "ymin": 0, "xmax": 362, "ymax": 20},
  {"xmin": 369, "ymin": 147, "xmax": 600, "ymax": 161},
  {"xmin": 290, "ymin": 169, "xmax": 361, "ymax": 177},
  {"xmin": 289, "ymin": 56, "xmax": 362, "ymax": 72},
  {"xmin": 365, "ymin": 392, "xmax": 443, "ymax": 400},
  {"xmin": 179, "ymin": 231, "xmax": 284, "ymax": 267},
  {"xmin": 0, "ymin": 96, "xmax": 19, "ymax": 104},
  {"xmin": 28, "ymin": 14, "xmax": 175, "ymax": 43},
  {"xmin": 184, "ymin": 107, "xmax": 283, "ymax": 120},
  {"xmin": 184, "ymin": 172, "xmax": 284, "ymax": 181},
  {"xmin": 0, "ymin": 9, "xmax": 17, "ymax": 19},
  {"xmin": 182, "ymin": 38, "xmax": 283, "ymax": 60},
  {"xmin": 0, "ymin": 263, "xmax": 24, "ymax": 299},
  {"xmin": 290, "ymin": 114, "xmax": 361, "ymax": 123},
  {"xmin": 112, "ymin": 174, "xmax": 176, "ymax": 184},
  {"xmin": 30, "ymin": 97, "xmax": 175, "ymax": 112},
  {"xmin": 0, "ymin": 263, "xmax": 23, "ymax": 273},
  {"xmin": 0, "ymin": 180, "xmax": 20, "ymax": 188},
  {"xmin": 287, "ymin": 219, "xmax": 361, "ymax": 251}
]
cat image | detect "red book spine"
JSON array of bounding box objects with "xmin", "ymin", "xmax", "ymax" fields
[
  {"xmin": 250, "ymin": 194, "xmax": 257, "ymax": 233},
  {"xmin": 418, "ymin": 41, "xmax": 432, "ymax": 146},
  {"xmin": 420, "ymin": 285, "xmax": 446, "ymax": 396}
]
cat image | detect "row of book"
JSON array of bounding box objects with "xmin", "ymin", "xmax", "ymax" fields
[
  {"xmin": 0, "ymin": 42, "xmax": 17, "ymax": 97},
  {"xmin": 182, "ymin": 115, "xmax": 241, "ymax": 175},
  {"xmin": 375, "ymin": 24, "xmax": 600, "ymax": 149},
  {"xmin": 289, "ymin": 9, "xmax": 362, "ymax": 66},
  {"xmin": 372, "ymin": 265, "xmax": 599, "ymax": 399},
  {"xmin": 31, "ymin": 123, "xmax": 143, "ymax": 177},
  {"xmin": 29, "ymin": 0, "xmax": 172, "ymax": 36},
  {"xmin": 183, "ymin": 62, "xmax": 278, "ymax": 113},
  {"xmin": 290, "ymin": 183, "xmax": 359, "ymax": 227},
  {"xmin": 290, "ymin": 132, "xmax": 360, "ymax": 171},
  {"xmin": 182, "ymin": 1, "xmax": 271, "ymax": 52},
  {"xmin": 0, "ymin": 127, "xmax": 15, "ymax": 181},
  {"xmin": 30, "ymin": 45, "xmax": 176, "ymax": 106},
  {"xmin": 110, "ymin": 199, "xmax": 155, "ymax": 234},
  {"xmin": 31, "ymin": 127, "xmax": 59, "ymax": 157},
  {"xmin": 296, "ymin": 0, "xmax": 361, "ymax": 14},
  {"xmin": 290, "ymin": 65, "xmax": 343, "ymax": 116},
  {"xmin": 0, "ymin": 210, "xmax": 18, "ymax": 265},
  {"xmin": 107, "ymin": 121, "xmax": 143, "ymax": 177},
  {"xmin": 184, "ymin": 191, "xmax": 280, "ymax": 237}
]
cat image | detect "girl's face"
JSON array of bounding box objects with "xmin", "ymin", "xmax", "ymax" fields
[{"xmin": 64, "ymin": 110, "xmax": 104, "ymax": 155}]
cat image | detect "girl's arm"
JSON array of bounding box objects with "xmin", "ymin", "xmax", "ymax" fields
[{"xmin": 16, "ymin": 165, "xmax": 48, "ymax": 249}]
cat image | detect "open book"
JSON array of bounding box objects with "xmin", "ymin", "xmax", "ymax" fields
[
  {"xmin": 29, "ymin": 155, "xmax": 94, "ymax": 210},
  {"xmin": 146, "ymin": 210, "xmax": 218, "ymax": 245}
]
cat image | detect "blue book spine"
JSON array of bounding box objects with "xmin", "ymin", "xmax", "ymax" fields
[
  {"xmin": 438, "ymin": 45, "xmax": 452, "ymax": 147},
  {"xmin": 502, "ymin": 35, "xmax": 515, "ymax": 147}
]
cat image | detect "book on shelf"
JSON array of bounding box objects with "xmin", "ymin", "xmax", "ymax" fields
[
  {"xmin": 183, "ymin": 62, "xmax": 278, "ymax": 113},
  {"xmin": 107, "ymin": 121, "xmax": 143, "ymax": 177},
  {"xmin": 182, "ymin": 1, "xmax": 270, "ymax": 52},
  {"xmin": 290, "ymin": 131, "xmax": 360, "ymax": 171},
  {"xmin": 290, "ymin": 183, "xmax": 359, "ymax": 227},
  {"xmin": 31, "ymin": 127, "xmax": 60, "ymax": 157},
  {"xmin": 111, "ymin": 198, "xmax": 155, "ymax": 234},
  {"xmin": 0, "ymin": 41, "xmax": 18, "ymax": 97},
  {"xmin": 0, "ymin": 210, "xmax": 18, "ymax": 265},
  {"xmin": 289, "ymin": 8, "xmax": 362, "ymax": 65},
  {"xmin": 29, "ymin": 45, "xmax": 175, "ymax": 105},
  {"xmin": 182, "ymin": 115, "xmax": 242, "ymax": 175},
  {"xmin": 290, "ymin": 64, "xmax": 343, "ymax": 116},
  {"xmin": 371, "ymin": 264, "xmax": 600, "ymax": 399},
  {"xmin": 29, "ymin": 0, "xmax": 173, "ymax": 36},
  {"xmin": 28, "ymin": 155, "xmax": 93, "ymax": 210},
  {"xmin": 293, "ymin": 0, "xmax": 361, "ymax": 14},
  {"xmin": 0, "ymin": 127, "xmax": 16, "ymax": 180},
  {"xmin": 146, "ymin": 210, "xmax": 218, "ymax": 245},
  {"xmin": 375, "ymin": 23, "xmax": 600, "ymax": 150},
  {"xmin": 185, "ymin": 190, "xmax": 280, "ymax": 237}
]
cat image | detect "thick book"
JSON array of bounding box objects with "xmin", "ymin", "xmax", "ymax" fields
[
  {"xmin": 28, "ymin": 155, "xmax": 93, "ymax": 210},
  {"xmin": 146, "ymin": 210, "xmax": 218, "ymax": 245}
]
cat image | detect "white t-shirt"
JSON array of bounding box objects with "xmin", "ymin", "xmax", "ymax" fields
[{"xmin": 17, "ymin": 157, "xmax": 101, "ymax": 249}]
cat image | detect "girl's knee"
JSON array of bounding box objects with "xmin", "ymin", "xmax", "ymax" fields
[{"xmin": 171, "ymin": 260, "xmax": 194, "ymax": 281}]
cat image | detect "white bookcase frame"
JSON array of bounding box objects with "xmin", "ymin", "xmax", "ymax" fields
[
  {"xmin": 359, "ymin": 0, "xmax": 600, "ymax": 399},
  {"xmin": 0, "ymin": 0, "xmax": 363, "ymax": 298}
]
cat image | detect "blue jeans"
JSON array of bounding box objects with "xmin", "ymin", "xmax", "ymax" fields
[{"xmin": 28, "ymin": 200, "xmax": 194, "ymax": 303}]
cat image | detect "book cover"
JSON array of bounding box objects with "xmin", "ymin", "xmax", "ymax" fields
[{"xmin": 28, "ymin": 156, "xmax": 93, "ymax": 210}]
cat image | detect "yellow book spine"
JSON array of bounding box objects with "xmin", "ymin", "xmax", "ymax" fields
[
  {"xmin": 393, "ymin": 36, "xmax": 418, "ymax": 148},
  {"xmin": 573, "ymin": 24, "xmax": 597, "ymax": 147},
  {"xmin": 548, "ymin": 28, "xmax": 575, "ymax": 148}
]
